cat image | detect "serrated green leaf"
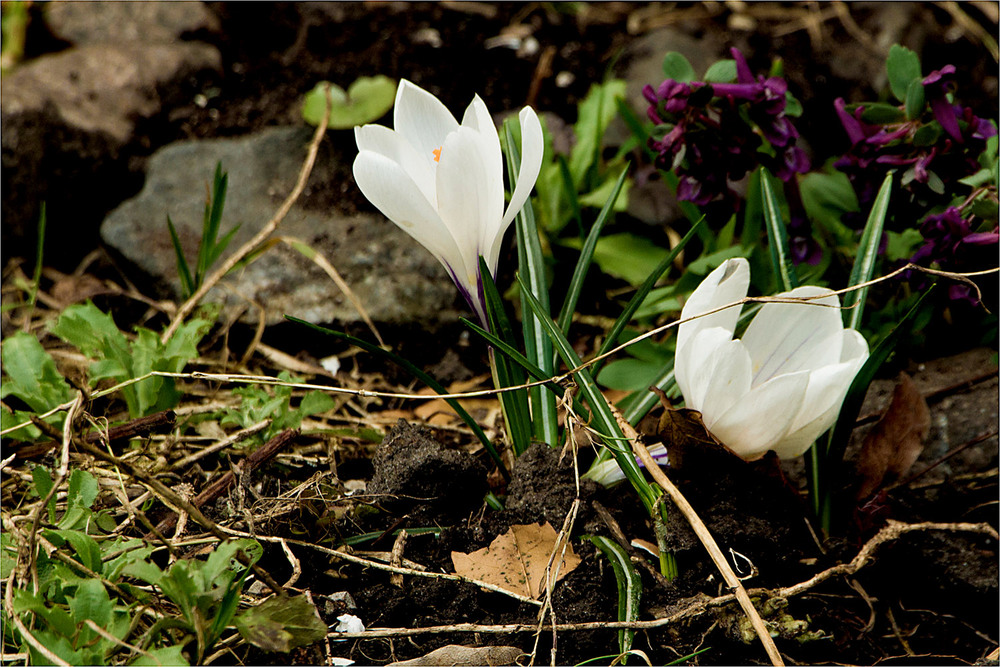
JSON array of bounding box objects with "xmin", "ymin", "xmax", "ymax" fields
[
  {"xmin": 67, "ymin": 578, "xmax": 113, "ymax": 628},
  {"xmin": 131, "ymin": 645, "xmax": 190, "ymax": 667},
  {"xmin": 886, "ymin": 44, "xmax": 922, "ymax": 103},
  {"xmin": 45, "ymin": 528, "xmax": 102, "ymax": 573},
  {"xmin": 0, "ymin": 331, "xmax": 75, "ymax": 411},
  {"xmin": 661, "ymin": 52, "xmax": 695, "ymax": 82},
  {"xmin": 302, "ymin": 76, "xmax": 397, "ymax": 129}
]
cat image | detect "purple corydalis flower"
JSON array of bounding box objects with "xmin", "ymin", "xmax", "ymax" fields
[
  {"xmin": 353, "ymin": 80, "xmax": 544, "ymax": 326},
  {"xmin": 923, "ymin": 65, "xmax": 963, "ymax": 142}
]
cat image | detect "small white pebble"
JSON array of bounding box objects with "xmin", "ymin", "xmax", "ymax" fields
[{"xmin": 335, "ymin": 614, "xmax": 365, "ymax": 634}]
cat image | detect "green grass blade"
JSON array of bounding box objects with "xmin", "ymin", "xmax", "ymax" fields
[
  {"xmin": 558, "ymin": 154, "xmax": 585, "ymax": 239},
  {"xmin": 285, "ymin": 315, "xmax": 510, "ymax": 481},
  {"xmin": 197, "ymin": 163, "xmax": 228, "ymax": 284},
  {"xmin": 166, "ymin": 214, "xmax": 195, "ymax": 298},
  {"xmin": 28, "ymin": 202, "xmax": 47, "ymax": 307},
  {"xmin": 480, "ymin": 257, "xmax": 533, "ymax": 456},
  {"xmin": 592, "ymin": 218, "xmax": 704, "ymax": 377},
  {"xmin": 844, "ymin": 172, "xmax": 893, "ymax": 330},
  {"xmin": 505, "ymin": 121, "xmax": 560, "ymax": 448},
  {"xmin": 556, "ymin": 166, "xmax": 629, "ymax": 335},
  {"xmin": 583, "ymin": 535, "xmax": 642, "ymax": 658},
  {"xmin": 760, "ymin": 168, "xmax": 799, "ymax": 291},
  {"xmin": 518, "ymin": 275, "xmax": 658, "ymax": 512},
  {"xmin": 615, "ymin": 98, "xmax": 657, "ymax": 162}
]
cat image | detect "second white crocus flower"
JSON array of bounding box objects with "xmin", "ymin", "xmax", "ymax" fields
[
  {"xmin": 353, "ymin": 79, "xmax": 544, "ymax": 325},
  {"xmin": 675, "ymin": 257, "xmax": 869, "ymax": 460}
]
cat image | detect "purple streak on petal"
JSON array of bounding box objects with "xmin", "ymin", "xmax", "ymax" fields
[
  {"xmin": 834, "ymin": 97, "xmax": 866, "ymax": 145},
  {"xmin": 931, "ymin": 97, "xmax": 963, "ymax": 142}
]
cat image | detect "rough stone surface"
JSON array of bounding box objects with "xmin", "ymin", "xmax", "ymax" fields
[
  {"xmin": 100, "ymin": 126, "xmax": 460, "ymax": 326},
  {"xmin": 44, "ymin": 0, "xmax": 219, "ymax": 45},
  {"xmin": 368, "ymin": 420, "xmax": 487, "ymax": 520},
  {"xmin": 1, "ymin": 41, "xmax": 221, "ymax": 262}
]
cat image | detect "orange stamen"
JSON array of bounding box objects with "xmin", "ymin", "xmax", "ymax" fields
[{"xmin": 432, "ymin": 147, "xmax": 442, "ymax": 162}]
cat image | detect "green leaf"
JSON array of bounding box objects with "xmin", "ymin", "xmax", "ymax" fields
[
  {"xmin": 166, "ymin": 215, "xmax": 195, "ymax": 297},
  {"xmin": 858, "ymin": 102, "xmax": 906, "ymax": 125},
  {"xmin": 32, "ymin": 466, "xmax": 57, "ymax": 524},
  {"xmin": 299, "ymin": 390, "xmax": 335, "ymax": 417},
  {"xmin": 556, "ymin": 166, "xmax": 630, "ymax": 334},
  {"xmin": 302, "ymin": 76, "xmax": 398, "ymax": 129},
  {"xmin": 844, "ymin": 172, "xmax": 893, "ymax": 330},
  {"xmin": 45, "ymin": 529, "xmax": 103, "ymax": 573},
  {"xmin": 904, "ymin": 78, "xmax": 926, "ymax": 121},
  {"xmin": 886, "ymin": 44, "xmax": 922, "ymax": 103},
  {"xmin": 480, "ymin": 258, "xmax": 533, "ymax": 456},
  {"xmin": 661, "ymin": 52, "xmax": 695, "ymax": 82},
  {"xmin": 598, "ymin": 358, "xmax": 670, "ymax": 392},
  {"xmin": 131, "ymin": 646, "xmax": 190, "ymax": 667},
  {"xmin": 885, "ymin": 229, "xmax": 923, "ymax": 262},
  {"xmin": 760, "ymin": 169, "xmax": 799, "ymax": 291},
  {"xmin": 569, "ymin": 80, "xmax": 626, "ymax": 188},
  {"xmin": 583, "ymin": 535, "xmax": 642, "ymax": 656},
  {"xmin": 67, "ymin": 578, "xmax": 114, "ymax": 629},
  {"xmin": 235, "ymin": 594, "xmax": 328, "ymax": 653},
  {"xmin": 518, "ymin": 276, "xmax": 658, "ymax": 512},
  {"xmin": 506, "ymin": 119, "xmax": 559, "ymax": 448},
  {"xmin": 703, "ymin": 59, "xmax": 736, "ymax": 83},
  {"xmin": 286, "ymin": 316, "xmax": 510, "ymax": 480},
  {"xmin": 0, "ymin": 331, "xmax": 75, "ymax": 412},
  {"xmin": 799, "ymin": 170, "xmax": 860, "ymax": 245},
  {"xmin": 575, "ymin": 233, "xmax": 671, "ymax": 286}
]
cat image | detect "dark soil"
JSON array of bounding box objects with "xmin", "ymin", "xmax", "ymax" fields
[{"xmin": 3, "ymin": 3, "xmax": 998, "ymax": 666}]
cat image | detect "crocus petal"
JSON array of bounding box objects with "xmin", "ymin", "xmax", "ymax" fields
[
  {"xmin": 394, "ymin": 80, "xmax": 459, "ymax": 169},
  {"xmin": 353, "ymin": 150, "xmax": 468, "ymax": 281},
  {"xmin": 740, "ymin": 286, "xmax": 844, "ymax": 384},
  {"xmin": 771, "ymin": 329, "xmax": 869, "ymax": 458},
  {"xmin": 462, "ymin": 95, "xmax": 506, "ymax": 244},
  {"xmin": 688, "ymin": 338, "xmax": 753, "ymax": 425},
  {"xmin": 675, "ymin": 258, "xmax": 750, "ymax": 391},
  {"xmin": 435, "ymin": 126, "xmax": 499, "ymax": 290},
  {"xmin": 707, "ymin": 370, "xmax": 809, "ymax": 460},
  {"xmin": 679, "ymin": 327, "xmax": 741, "ymax": 412},
  {"xmin": 354, "ymin": 124, "xmax": 436, "ymax": 205},
  {"xmin": 584, "ymin": 443, "xmax": 669, "ymax": 487}
]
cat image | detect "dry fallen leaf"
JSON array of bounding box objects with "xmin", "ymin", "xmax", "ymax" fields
[
  {"xmin": 387, "ymin": 644, "xmax": 523, "ymax": 666},
  {"xmin": 450, "ymin": 522, "xmax": 581, "ymax": 599},
  {"xmin": 855, "ymin": 372, "xmax": 932, "ymax": 500}
]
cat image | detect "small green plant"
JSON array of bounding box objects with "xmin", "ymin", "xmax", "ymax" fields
[
  {"xmin": 1, "ymin": 331, "xmax": 76, "ymax": 440},
  {"xmin": 166, "ymin": 162, "xmax": 240, "ymax": 299},
  {"xmin": 48, "ymin": 301, "xmax": 211, "ymax": 419},
  {"xmin": 219, "ymin": 371, "xmax": 335, "ymax": 445},
  {"xmin": 302, "ymin": 75, "xmax": 398, "ymax": 129}
]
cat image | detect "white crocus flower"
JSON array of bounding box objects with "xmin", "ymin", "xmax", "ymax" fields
[
  {"xmin": 675, "ymin": 257, "xmax": 869, "ymax": 460},
  {"xmin": 353, "ymin": 79, "xmax": 544, "ymax": 325}
]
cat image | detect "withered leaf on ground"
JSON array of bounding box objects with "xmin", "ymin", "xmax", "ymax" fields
[
  {"xmin": 450, "ymin": 522, "xmax": 581, "ymax": 599},
  {"xmin": 855, "ymin": 372, "xmax": 932, "ymax": 500},
  {"xmin": 387, "ymin": 644, "xmax": 524, "ymax": 666}
]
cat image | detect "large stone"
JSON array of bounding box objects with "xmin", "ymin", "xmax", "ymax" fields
[
  {"xmin": 1, "ymin": 42, "xmax": 221, "ymax": 264},
  {"xmin": 100, "ymin": 126, "xmax": 461, "ymax": 326},
  {"xmin": 44, "ymin": 1, "xmax": 219, "ymax": 45}
]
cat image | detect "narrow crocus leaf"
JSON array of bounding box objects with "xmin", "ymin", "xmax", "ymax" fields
[
  {"xmin": 592, "ymin": 217, "xmax": 704, "ymax": 377},
  {"xmin": 480, "ymin": 257, "xmax": 533, "ymax": 456},
  {"xmin": 844, "ymin": 172, "xmax": 893, "ymax": 330},
  {"xmin": 556, "ymin": 165, "xmax": 630, "ymax": 336},
  {"xmin": 166, "ymin": 214, "xmax": 195, "ymax": 297},
  {"xmin": 583, "ymin": 535, "xmax": 642, "ymax": 657},
  {"xmin": 760, "ymin": 168, "xmax": 799, "ymax": 292},
  {"xmin": 285, "ymin": 315, "xmax": 509, "ymax": 481},
  {"xmin": 504, "ymin": 121, "xmax": 559, "ymax": 448},
  {"xmin": 517, "ymin": 275, "xmax": 658, "ymax": 512}
]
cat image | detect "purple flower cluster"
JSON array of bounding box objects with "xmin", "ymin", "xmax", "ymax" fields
[
  {"xmin": 643, "ymin": 48, "xmax": 809, "ymax": 207},
  {"xmin": 834, "ymin": 66, "xmax": 996, "ymax": 220},
  {"xmin": 908, "ymin": 206, "xmax": 999, "ymax": 304}
]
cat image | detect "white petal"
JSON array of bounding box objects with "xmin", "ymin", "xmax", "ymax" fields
[
  {"xmin": 353, "ymin": 151, "xmax": 468, "ymax": 279},
  {"xmin": 707, "ymin": 370, "xmax": 808, "ymax": 459},
  {"xmin": 354, "ymin": 124, "xmax": 435, "ymax": 205},
  {"xmin": 770, "ymin": 329, "xmax": 869, "ymax": 458},
  {"xmin": 741, "ymin": 286, "xmax": 844, "ymax": 385},
  {"xmin": 394, "ymin": 79, "xmax": 459, "ymax": 170},
  {"xmin": 675, "ymin": 258, "xmax": 750, "ymax": 392},
  {"xmin": 486, "ymin": 106, "xmax": 545, "ymax": 271},
  {"xmin": 462, "ymin": 95, "xmax": 505, "ymax": 249},
  {"xmin": 689, "ymin": 338, "xmax": 753, "ymax": 427},
  {"xmin": 435, "ymin": 127, "xmax": 498, "ymax": 284},
  {"xmin": 676, "ymin": 327, "xmax": 738, "ymax": 412}
]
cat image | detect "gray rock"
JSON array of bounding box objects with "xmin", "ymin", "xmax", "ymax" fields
[
  {"xmin": 100, "ymin": 126, "xmax": 462, "ymax": 326},
  {"xmin": 44, "ymin": 1, "xmax": 219, "ymax": 46},
  {"xmin": 1, "ymin": 41, "xmax": 221, "ymax": 260}
]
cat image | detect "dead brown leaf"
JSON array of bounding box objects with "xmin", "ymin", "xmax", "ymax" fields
[
  {"xmin": 855, "ymin": 372, "xmax": 932, "ymax": 500},
  {"xmin": 450, "ymin": 522, "xmax": 581, "ymax": 599},
  {"xmin": 388, "ymin": 644, "xmax": 523, "ymax": 666}
]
